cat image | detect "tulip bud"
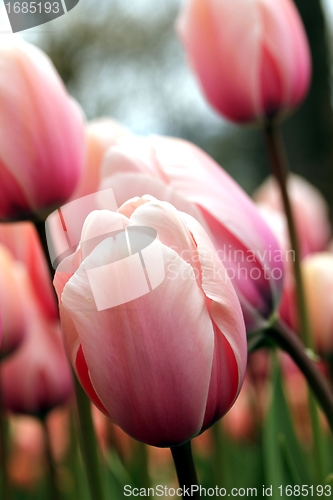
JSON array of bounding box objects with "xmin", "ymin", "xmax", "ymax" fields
[
  {"xmin": 55, "ymin": 196, "xmax": 247, "ymax": 446},
  {"xmin": 302, "ymin": 253, "xmax": 333, "ymax": 355},
  {"xmin": 0, "ymin": 37, "xmax": 85, "ymax": 220},
  {"xmin": 177, "ymin": 0, "xmax": 311, "ymax": 123},
  {"xmin": 100, "ymin": 135, "xmax": 283, "ymax": 332}
]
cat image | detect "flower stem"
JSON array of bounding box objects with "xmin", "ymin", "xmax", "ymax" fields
[
  {"xmin": 74, "ymin": 375, "xmax": 106, "ymax": 500},
  {"xmin": 263, "ymin": 122, "xmax": 312, "ymax": 348},
  {"xmin": 0, "ymin": 373, "xmax": 11, "ymax": 500},
  {"xmin": 33, "ymin": 218, "xmax": 55, "ymax": 280},
  {"xmin": 267, "ymin": 319, "xmax": 333, "ymax": 434},
  {"xmin": 170, "ymin": 441, "xmax": 200, "ymax": 500},
  {"xmin": 263, "ymin": 122, "xmax": 327, "ymax": 479},
  {"xmin": 41, "ymin": 416, "xmax": 61, "ymax": 500},
  {"xmin": 32, "ymin": 219, "xmax": 106, "ymax": 497}
]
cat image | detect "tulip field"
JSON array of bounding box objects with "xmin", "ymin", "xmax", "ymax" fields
[{"xmin": 1, "ymin": 1, "xmax": 333, "ymax": 499}]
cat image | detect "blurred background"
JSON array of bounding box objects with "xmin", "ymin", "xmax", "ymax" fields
[{"xmin": 0, "ymin": 0, "xmax": 332, "ymax": 208}]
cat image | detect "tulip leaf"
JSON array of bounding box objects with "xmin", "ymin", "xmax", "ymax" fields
[
  {"xmin": 263, "ymin": 352, "xmax": 311, "ymax": 498},
  {"xmin": 104, "ymin": 450, "xmax": 134, "ymax": 499}
]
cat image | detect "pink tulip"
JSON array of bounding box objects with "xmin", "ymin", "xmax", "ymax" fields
[
  {"xmin": 0, "ymin": 37, "xmax": 85, "ymax": 219},
  {"xmin": 0, "ymin": 245, "xmax": 27, "ymax": 357},
  {"xmin": 55, "ymin": 196, "xmax": 247, "ymax": 446},
  {"xmin": 177, "ymin": 0, "xmax": 311, "ymax": 123},
  {"xmin": 71, "ymin": 118, "xmax": 130, "ymax": 201},
  {"xmin": 301, "ymin": 253, "xmax": 333, "ymax": 355},
  {"xmin": 0, "ymin": 268, "xmax": 73, "ymax": 416},
  {"xmin": 100, "ymin": 135, "xmax": 283, "ymax": 332},
  {"xmin": 254, "ymin": 175, "xmax": 331, "ymax": 256},
  {"xmin": 0, "ymin": 222, "xmax": 58, "ymax": 320}
]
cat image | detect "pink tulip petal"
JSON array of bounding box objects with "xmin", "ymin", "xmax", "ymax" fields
[
  {"xmin": 258, "ymin": 0, "xmax": 311, "ymax": 108},
  {"xmin": 202, "ymin": 323, "xmax": 239, "ymax": 430},
  {"xmin": 71, "ymin": 118, "xmax": 130, "ymax": 200},
  {"xmin": 62, "ymin": 244, "xmax": 215, "ymax": 446},
  {"xmin": 180, "ymin": 212, "xmax": 247, "ymax": 386},
  {"xmin": 0, "ymin": 222, "xmax": 57, "ymax": 319},
  {"xmin": 177, "ymin": 0, "xmax": 262, "ymax": 121},
  {"xmin": 75, "ymin": 344, "xmax": 111, "ymax": 417},
  {"xmin": 1, "ymin": 277, "xmax": 73, "ymax": 415},
  {"xmin": 100, "ymin": 135, "xmax": 283, "ymax": 330},
  {"xmin": 128, "ymin": 199, "xmax": 199, "ymax": 272},
  {"xmin": 0, "ymin": 39, "xmax": 85, "ymax": 217},
  {"xmin": 0, "ymin": 246, "xmax": 27, "ymax": 356}
]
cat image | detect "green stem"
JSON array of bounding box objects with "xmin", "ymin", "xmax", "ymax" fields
[
  {"xmin": 211, "ymin": 423, "xmax": 224, "ymax": 486},
  {"xmin": 266, "ymin": 320, "xmax": 333, "ymax": 433},
  {"xmin": 133, "ymin": 441, "xmax": 150, "ymax": 489},
  {"xmin": 41, "ymin": 416, "xmax": 61, "ymax": 500},
  {"xmin": 74, "ymin": 375, "xmax": 105, "ymax": 500},
  {"xmin": 170, "ymin": 441, "xmax": 200, "ymax": 500},
  {"xmin": 0, "ymin": 373, "xmax": 11, "ymax": 500},
  {"xmin": 264, "ymin": 123, "xmax": 326, "ymax": 480},
  {"xmin": 263, "ymin": 122, "xmax": 312, "ymax": 348},
  {"xmin": 33, "ymin": 218, "xmax": 55, "ymax": 281},
  {"xmin": 31, "ymin": 218, "xmax": 106, "ymax": 497}
]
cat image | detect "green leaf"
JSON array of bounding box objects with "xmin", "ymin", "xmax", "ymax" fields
[{"xmin": 263, "ymin": 353, "xmax": 312, "ymax": 499}]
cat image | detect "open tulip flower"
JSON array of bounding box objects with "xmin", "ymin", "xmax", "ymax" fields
[
  {"xmin": 54, "ymin": 195, "xmax": 247, "ymax": 447},
  {"xmin": 100, "ymin": 135, "xmax": 284, "ymax": 332}
]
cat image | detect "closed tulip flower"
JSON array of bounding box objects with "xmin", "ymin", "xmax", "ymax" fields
[
  {"xmin": 55, "ymin": 196, "xmax": 247, "ymax": 446},
  {"xmin": 177, "ymin": 0, "xmax": 311, "ymax": 123},
  {"xmin": 100, "ymin": 135, "xmax": 283, "ymax": 332},
  {"xmin": 0, "ymin": 37, "xmax": 85, "ymax": 219},
  {"xmin": 302, "ymin": 253, "xmax": 333, "ymax": 355},
  {"xmin": 254, "ymin": 175, "xmax": 331, "ymax": 256},
  {"xmin": 0, "ymin": 270, "xmax": 73, "ymax": 416}
]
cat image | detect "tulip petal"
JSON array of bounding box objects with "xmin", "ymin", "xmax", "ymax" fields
[
  {"xmin": 128, "ymin": 199, "xmax": 199, "ymax": 272},
  {"xmin": 0, "ymin": 222, "xmax": 57, "ymax": 319},
  {"xmin": 180, "ymin": 212, "xmax": 247, "ymax": 388},
  {"xmin": 258, "ymin": 0, "xmax": 310, "ymax": 108},
  {"xmin": 62, "ymin": 244, "xmax": 215, "ymax": 446},
  {"xmin": 0, "ymin": 39, "xmax": 85, "ymax": 217},
  {"xmin": 0, "ymin": 245, "xmax": 27, "ymax": 356},
  {"xmin": 100, "ymin": 136, "xmax": 283, "ymax": 329},
  {"xmin": 201, "ymin": 323, "xmax": 239, "ymax": 430},
  {"xmin": 1, "ymin": 277, "xmax": 73, "ymax": 415},
  {"xmin": 177, "ymin": 0, "xmax": 262, "ymax": 121}
]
